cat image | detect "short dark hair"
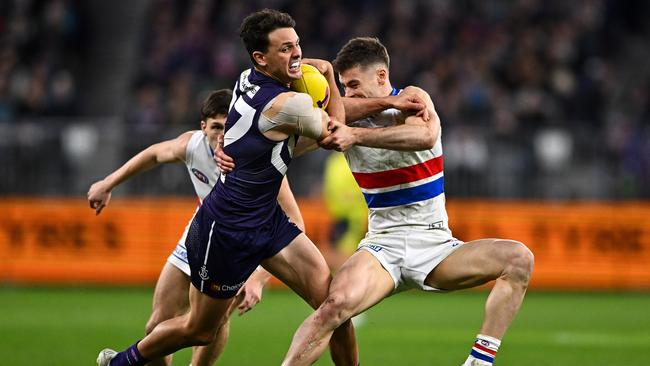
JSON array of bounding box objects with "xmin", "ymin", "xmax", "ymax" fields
[
  {"xmin": 333, "ymin": 37, "xmax": 390, "ymax": 74},
  {"xmin": 239, "ymin": 9, "xmax": 296, "ymax": 65},
  {"xmin": 201, "ymin": 89, "xmax": 232, "ymax": 120}
]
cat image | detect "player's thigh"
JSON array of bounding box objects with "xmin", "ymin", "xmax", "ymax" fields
[
  {"xmin": 151, "ymin": 262, "xmax": 191, "ymax": 317},
  {"xmin": 186, "ymin": 285, "xmax": 235, "ymax": 335},
  {"xmin": 424, "ymin": 238, "xmax": 527, "ymax": 290},
  {"xmin": 326, "ymin": 250, "xmax": 394, "ymax": 316},
  {"xmin": 261, "ymin": 233, "xmax": 331, "ymax": 308}
]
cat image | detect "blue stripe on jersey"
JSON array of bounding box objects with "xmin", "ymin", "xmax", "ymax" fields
[
  {"xmin": 470, "ymin": 349, "xmax": 494, "ymax": 363},
  {"xmin": 362, "ymin": 176, "xmax": 444, "ymax": 208},
  {"xmin": 390, "ymin": 87, "xmax": 402, "ymax": 96}
]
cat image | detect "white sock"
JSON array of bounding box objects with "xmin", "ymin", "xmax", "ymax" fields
[{"xmin": 464, "ymin": 334, "xmax": 501, "ymax": 365}]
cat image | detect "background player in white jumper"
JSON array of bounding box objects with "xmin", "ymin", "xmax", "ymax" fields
[
  {"xmin": 281, "ymin": 37, "xmax": 534, "ymax": 366},
  {"xmin": 88, "ymin": 89, "xmax": 304, "ymax": 366}
]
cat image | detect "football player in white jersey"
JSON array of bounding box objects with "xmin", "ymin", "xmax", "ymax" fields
[
  {"xmin": 280, "ymin": 38, "xmax": 534, "ymax": 366},
  {"xmin": 87, "ymin": 89, "xmax": 304, "ymax": 366}
]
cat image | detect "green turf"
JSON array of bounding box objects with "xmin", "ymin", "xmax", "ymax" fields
[{"xmin": 1, "ymin": 287, "xmax": 648, "ymax": 365}]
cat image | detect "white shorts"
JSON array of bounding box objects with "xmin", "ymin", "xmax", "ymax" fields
[
  {"xmin": 357, "ymin": 229, "xmax": 463, "ymax": 294},
  {"xmin": 166, "ymin": 216, "xmax": 193, "ymax": 276}
]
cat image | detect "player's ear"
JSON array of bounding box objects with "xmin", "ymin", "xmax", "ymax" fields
[
  {"xmin": 376, "ymin": 68, "xmax": 387, "ymax": 86},
  {"xmin": 253, "ymin": 51, "xmax": 267, "ymax": 67},
  {"xmin": 200, "ymin": 120, "xmax": 207, "ymax": 133}
]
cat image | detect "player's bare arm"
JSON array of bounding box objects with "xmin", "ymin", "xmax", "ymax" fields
[
  {"xmin": 277, "ymin": 176, "xmax": 306, "ymax": 232},
  {"xmin": 342, "ymin": 88, "xmax": 429, "ymax": 123},
  {"xmin": 87, "ymin": 131, "xmax": 193, "ymax": 215},
  {"xmin": 220, "ymin": 89, "xmax": 430, "ymax": 158},
  {"xmin": 261, "ymin": 91, "xmax": 330, "ymax": 142},
  {"xmin": 214, "ymin": 59, "xmax": 343, "ymax": 162},
  {"xmin": 273, "ymin": 58, "xmax": 346, "ymax": 156},
  {"xmin": 322, "ymin": 88, "xmax": 440, "ymax": 152}
]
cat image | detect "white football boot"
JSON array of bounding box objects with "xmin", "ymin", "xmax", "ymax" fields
[
  {"xmin": 461, "ymin": 357, "xmax": 492, "ymax": 366},
  {"xmin": 96, "ymin": 348, "xmax": 117, "ymax": 366}
]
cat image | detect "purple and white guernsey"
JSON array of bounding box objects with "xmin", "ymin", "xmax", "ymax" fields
[{"xmin": 202, "ymin": 68, "xmax": 296, "ymax": 229}]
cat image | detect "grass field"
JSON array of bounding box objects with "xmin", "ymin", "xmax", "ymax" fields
[{"xmin": 1, "ymin": 287, "xmax": 649, "ymax": 365}]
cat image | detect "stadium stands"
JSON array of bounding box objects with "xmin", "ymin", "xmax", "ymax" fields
[{"xmin": 1, "ymin": 0, "xmax": 649, "ymax": 198}]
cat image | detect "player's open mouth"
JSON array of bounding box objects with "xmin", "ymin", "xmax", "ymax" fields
[{"xmin": 289, "ymin": 61, "xmax": 300, "ymax": 73}]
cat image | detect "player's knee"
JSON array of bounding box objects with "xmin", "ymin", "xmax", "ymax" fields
[
  {"xmin": 503, "ymin": 240, "xmax": 534, "ymax": 283},
  {"xmin": 184, "ymin": 323, "xmax": 218, "ymax": 346},
  {"xmin": 318, "ymin": 293, "xmax": 354, "ymax": 327},
  {"xmin": 305, "ymin": 274, "xmax": 334, "ymax": 309},
  {"xmin": 145, "ymin": 310, "xmax": 170, "ymax": 335},
  {"xmin": 192, "ymin": 329, "xmax": 217, "ymax": 346},
  {"xmin": 183, "ymin": 317, "xmax": 227, "ymax": 346}
]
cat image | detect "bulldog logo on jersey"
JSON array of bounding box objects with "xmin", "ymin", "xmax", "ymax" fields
[{"xmin": 191, "ymin": 168, "xmax": 209, "ymax": 184}]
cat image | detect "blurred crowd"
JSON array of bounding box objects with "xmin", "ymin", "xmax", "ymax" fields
[
  {"xmin": 0, "ymin": 0, "xmax": 81, "ymax": 120},
  {"xmin": 2, "ymin": 0, "xmax": 649, "ymax": 199}
]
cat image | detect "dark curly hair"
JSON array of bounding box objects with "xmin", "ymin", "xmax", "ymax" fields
[
  {"xmin": 333, "ymin": 37, "xmax": 390, "ymax": 74},
  {"xmin": 240, "ymin": 9, "xmax": 296, "ymax": 65},
  {"xmin": 201, "ymin": 89, "xmax": 232, "ymax": 120}
]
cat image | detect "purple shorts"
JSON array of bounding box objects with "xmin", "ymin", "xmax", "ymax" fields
[{"xmin": 186, "ymin": 204, "xmax": 301, "ymax": 299}]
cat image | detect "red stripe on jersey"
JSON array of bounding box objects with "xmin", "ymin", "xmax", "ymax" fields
[
  {"xmin": 473, "ymin": 343, "xmax": 497, "ymax": 356},
  {"xmin": 352, "ymin": 155, "xmax": 443, "ymax": 189}
]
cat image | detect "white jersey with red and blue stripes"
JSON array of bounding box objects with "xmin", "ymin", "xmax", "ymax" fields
[{"xmin": 345, "ymin": 95, "xmax": 451, "ymax": 235}]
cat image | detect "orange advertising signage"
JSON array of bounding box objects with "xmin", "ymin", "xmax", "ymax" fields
[
  {"xmin": 445, "ymin": 200, "xmax": 650, "ymax": 290},
  {"xmin": 0, "ymin": 198, "xmax": 195, "ymax": 284},
  {"xmin": 1, "ymin": 198, "xmax": 649, "ymax": 289}
]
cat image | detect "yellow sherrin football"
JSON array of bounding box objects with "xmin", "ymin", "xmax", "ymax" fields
[{"xmin": 290, "ymin": 64, "xmax": 330, "ymax": 110}]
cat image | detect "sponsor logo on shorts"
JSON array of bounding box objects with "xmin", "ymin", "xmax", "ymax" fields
[
  {"xmin": 199, "ymin": 265, "xmax": 209, "ymax": 280},
  {"xmin": 191, "ymin": 168, "xmax": 210, "ymax": 184},
  {"xmin": 364, "ymin": 244, "xmax": 383, "ymax": 252},
  {"xmin": 173, "ymin": 246, "xmax": 187, "ymax": 260},
  {"xmin": 210, "ymin": 280, "xmax": 246, "ymax": 293}
]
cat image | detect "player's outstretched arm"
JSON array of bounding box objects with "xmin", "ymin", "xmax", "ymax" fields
[
  {"xmin": 321, "ymin": 87, "xmax": 439, "ymax": 152},
  {"xmin": 87, "ymin": 132, "xmax": 194, "ymax": 215},
  {"xmin": 342, "ymin": 88, "xmax": 429, "ymax": 123}
]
